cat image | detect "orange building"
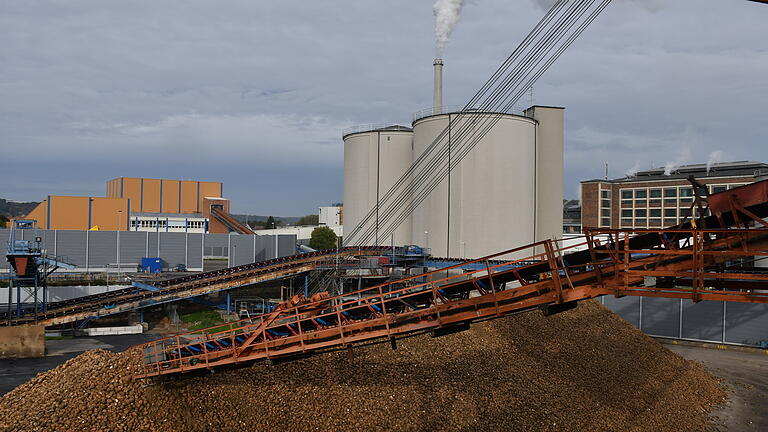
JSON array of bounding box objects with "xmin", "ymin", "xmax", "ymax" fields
[
  {"xmin": 22, "ymin": 177, "xmax": 248, "ymax": 234},
  {"xmin": 25, "ymin": 196, "xmax": 130, "ymax": 231},
  {"xmin": 105, "ymin": 177, "xmax": 222, "ymax": 214}
]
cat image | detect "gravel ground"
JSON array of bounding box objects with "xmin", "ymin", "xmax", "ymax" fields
[{"xmin": 0, "ymin": 301, "xmax": 726, "ymax": 431}]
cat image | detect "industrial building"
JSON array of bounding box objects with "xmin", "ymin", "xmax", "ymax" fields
[
  {"xmin": 318, "ymin": 205, "xmax": 343, "ymax": 226},
  {"xmin": 581, "ymin": 161, "xmax": 768, "ymax": 229},
  {"xmin": 343, "ymin": 59, "xmax": 564, "ymax": 258},
  {"xmin": 24, "ymin": 196, "xmax": 130, "ymax": 231},
  {"xmin": 562, "ymin": 200, "xmax": 581, "ymax": 234},
  {"xmin": 23, "ymin": 177, "xmax": 251, "ymax": 234}
]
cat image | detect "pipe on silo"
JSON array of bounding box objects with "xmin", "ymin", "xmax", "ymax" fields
[{"xmin": 433, "ymin": 58, "xmax": 443, "ymax": 115}]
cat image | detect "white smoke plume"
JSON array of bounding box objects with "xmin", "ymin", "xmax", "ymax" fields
[
  {"xmin": 663, "ymin": 161, "xmax": 680, "ymax": 176},
  {"xmin": 706, "ymin": 150, "xmax": 724, "ymax": 174},
  {"xmin": 625, "ymin": 162, "xmax": 640, "ymax": 178},
  {"xmin": 662, "ymin": 138, "xmax": 695, "ymax": 176},
  {"xmin": 433, "ymin": 0, "xmax": 466, "ymax": 56}
]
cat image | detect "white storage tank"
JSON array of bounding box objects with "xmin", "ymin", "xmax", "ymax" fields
[
  {"xmin": 412, "ymin": 111, "xmax": 540, "ymax": 258},
  {"xmin": 342, "ymin": 125, "xmax": 414, "ymax": 246}
]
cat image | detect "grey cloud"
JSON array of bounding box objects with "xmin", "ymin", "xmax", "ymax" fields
[{"xmin": 1, "ymin": 0, "xmax": 767, "ymax": 212}]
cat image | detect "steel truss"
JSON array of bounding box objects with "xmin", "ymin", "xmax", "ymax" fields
[{"xmin": 130, "ymin": 225, "xmax": 768, "ymax": 379}]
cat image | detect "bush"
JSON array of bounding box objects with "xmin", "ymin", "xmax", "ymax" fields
[{"xmin": 309, "ymin": 226, "xmax": 338, "ymax": 250}]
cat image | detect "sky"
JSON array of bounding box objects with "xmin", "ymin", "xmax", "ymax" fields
[{"xmin": 1, "ymin": 0, "xmax": 767, "ymax": 215}]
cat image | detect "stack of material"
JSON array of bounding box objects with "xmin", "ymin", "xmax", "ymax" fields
[{"xmin": 0, "ymin": 301, "xmax": 726, "ymax": 431}]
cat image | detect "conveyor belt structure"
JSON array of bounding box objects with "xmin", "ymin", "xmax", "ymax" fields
[
  {"xmin": 3, "ymin": 246, "xmax": 390, "ymax": 327},
  {"xmin": 129, "ymin": 181, "xmax": 768, "ymax": 379}
]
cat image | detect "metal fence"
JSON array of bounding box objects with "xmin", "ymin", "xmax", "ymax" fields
[
  {"xmin": 601, "ymin": 296, "xmax": 768, "ymax": 348},
  {"xmin": 0, "ymin": 229, "xmax": 297, "ymax": 273}
]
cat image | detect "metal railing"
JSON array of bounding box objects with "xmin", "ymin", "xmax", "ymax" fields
[
  {"xmin": 342, "ymin": 123, "xmax": 412, "ymax": 138},
  {"xmin": 128, "ymin": 227, "xmax": 768, "ymax": 379},
  {"xmin": 412, "ymin": 105, "xmax": 527, "ymax": 122},
  {"xmin": 129, "ymin": 240, "xmax": 558, "ymax": 379}
]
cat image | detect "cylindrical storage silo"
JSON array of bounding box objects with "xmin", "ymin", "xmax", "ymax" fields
[
  {"xmin": 343, "ymin": 125, "xmax": 414, "ymax": 247},
  {"xmin": 411, "ymin": 111, "xmax": 537, "ymax": 259}
]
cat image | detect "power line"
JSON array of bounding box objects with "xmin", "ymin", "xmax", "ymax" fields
[
  {"xmin": 344, "ymin": 0, "xmax": 572, "ymax": 246},
  {"xmin": 356, "ymin": 0, "xmax": 597, "ymax": 246},
  {"xmin": 348, "ymin": 0, "xmax": 613, "ymax": 248},
  {"xmin": 377, "ymin": 0, "xmax": 612, "ymax": 245}
]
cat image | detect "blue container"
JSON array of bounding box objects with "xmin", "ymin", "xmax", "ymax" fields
[{"xmin": 141, "ymin": 257, "xmax": 163, "ymax": 273}]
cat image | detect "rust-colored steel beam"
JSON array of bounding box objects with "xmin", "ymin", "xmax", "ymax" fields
[
  {"xmin": 7, "ymin": 247, "xmax": 390, "ymax": 327},
  {"xmin": 709, "ymin": 179, "xmax": 768, "ymax": 225},
  {"xmin": 129, "ymin": 228, "xmax": 768, "ymax": 379},
  {"xmin": 31, "ymin": 263, "xmax": 315, "ymax": 327}
]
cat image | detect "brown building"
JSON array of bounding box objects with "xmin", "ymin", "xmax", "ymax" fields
[
  {"xmin": 105, "ymin": 177, "xmax": 222, "ymax": 214},
  {"xmin": 581, "ymin": 161, "xmax": 768, "ymax": 230},
  {"xmin": 25, "ymin": 196, "xmax": 130, "ymax": 231},
  {"xmin": 105, "ymin": 177, "xmax": 233, "ymax": 233},
  {"xmin": 23, "ymin": 177, "xmax": 246, "ymax": 234}
]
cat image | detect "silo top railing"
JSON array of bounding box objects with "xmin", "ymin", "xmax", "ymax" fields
[
  {"xmin": 342, "ymin": 123, "xmax": 413, "ymax": 138},
  {"xmin": 412, "ymin": 105, "xmax": 527, "ymax": 122}
]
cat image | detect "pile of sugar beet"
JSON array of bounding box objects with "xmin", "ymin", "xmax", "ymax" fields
[{"xmin": 0, "ymin": 301, "xmax": 726, "ymax": 431}]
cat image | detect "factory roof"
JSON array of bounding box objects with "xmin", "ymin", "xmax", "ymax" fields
[{"xmin": 582, "ymin": 161, "xmax": 768, "ymax": 184}]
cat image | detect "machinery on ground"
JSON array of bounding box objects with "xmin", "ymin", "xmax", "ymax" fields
[{"xmin": 4, "ymin": 220, "xmax": 75, "ymax": 324}]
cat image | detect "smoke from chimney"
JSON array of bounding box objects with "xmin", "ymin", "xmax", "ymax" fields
[
  {"xmin": 625, "ymin": 162, "xmax": 640, "ymax": 178},
  {"xmin": 706, "ymin": 150, "xmax": 724, "ymax": 174},
  {"xmin": 433, "ymin": 0, "xmax": 465, "ymax": 56},
  {"xmin": 663, "ymin": 161, "xmax": 679, "ymax": 176},
  {"xmin": 434, "ymin": 58, "xmax": 443, "ymax": 114}
]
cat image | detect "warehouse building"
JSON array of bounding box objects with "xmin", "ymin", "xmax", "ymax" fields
[
  {"xmin": 581, "ymin": 161, "xmax": 768, "ymax": 229},
  {"xmin": 23, "ymin": 177, "xmax": 246, "ymax": 234}
]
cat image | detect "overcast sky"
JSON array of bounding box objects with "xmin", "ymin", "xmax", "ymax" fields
[{"xmin": 1, "ymin": 0, "xmax": 767, "ymax": 215}]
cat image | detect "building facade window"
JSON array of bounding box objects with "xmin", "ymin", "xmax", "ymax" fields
[
  {"xmin": 599, "ymin": 185, "xmax": 611, "ymax": 228},
  {"xmin": 613, "ymin": 185, "xmax": 729, "ymax": 228},
  {"xmin": 582, "ymin": 162, "xmax": 763, "ymax": 235}
]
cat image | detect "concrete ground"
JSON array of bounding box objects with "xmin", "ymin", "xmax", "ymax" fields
[
  {"xmin": 665, "ymin": 343, "xmax": 768, "ymax": 431},
  {"xmin": 0, "ymin": 333, "xmax": 154, "ymax": 396}
]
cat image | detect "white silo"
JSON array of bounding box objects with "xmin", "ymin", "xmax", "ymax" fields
[
  {"xmin": 411, "ymin": 111, "xmax": 541, "ymax": 259},
  {"xmin": 342, "ymin": 125, "xmax": 414, "ymax": 246},
  {"xmin": 410, "ymin": 60, "xmax": 564, "ymax": 259}
]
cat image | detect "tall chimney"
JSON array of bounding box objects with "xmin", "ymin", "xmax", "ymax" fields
[{"xmin": 433, "ymin": 58, "xmax": 443, "ymax": 115}]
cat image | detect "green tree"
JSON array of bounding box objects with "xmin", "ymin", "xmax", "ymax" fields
[
  {"xmin": 0, "ymin": 214, "xmax": 8, "ymax": 227},
  {"xmin": 309, "ymin": 226, "xmax": 338, "ymax": 250},
  {"xmin": 297, "ymin": 214, "xmax": 319, "ymax": 226},
  {"xmin": 265, "ymin": 216, "xmax": 276, "ymax": 229}
]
